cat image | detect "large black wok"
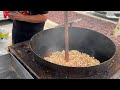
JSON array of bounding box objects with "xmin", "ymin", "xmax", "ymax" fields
[{"xmin": 29, "ymin": 27, "xmax": 118, "ymax": 78}]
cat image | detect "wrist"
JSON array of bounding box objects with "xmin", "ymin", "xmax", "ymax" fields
[{"xmin": 22, "ymin": 15, "xmax": 28, "ymax": 22}]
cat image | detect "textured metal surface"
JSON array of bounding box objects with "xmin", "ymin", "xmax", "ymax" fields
[
  {"xmin": 0, "ymin": 54, "xmax": 33, "ymax": 79},
  {"xmin": 8, "ymin": 41, "xmax": 120, "ymax": 79}
]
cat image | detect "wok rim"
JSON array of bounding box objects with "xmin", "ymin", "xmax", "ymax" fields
[{"xmin": 29, "ymin": 27, "xmax": 117, "ymax": 68}]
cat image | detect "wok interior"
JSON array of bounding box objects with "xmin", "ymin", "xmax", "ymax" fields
[{"xmin": 30, "ymin": 27, "xmax": 116, "ymax": 63}]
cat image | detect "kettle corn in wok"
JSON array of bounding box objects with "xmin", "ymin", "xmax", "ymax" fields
[{"xmin": 44, "ymin": 50, "xmax": 100, "ymax": 67}]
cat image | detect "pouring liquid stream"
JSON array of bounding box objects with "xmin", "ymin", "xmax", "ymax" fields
[{"xmin": 64, "ymin": 11, "xmax": 69, "ymax": 62}]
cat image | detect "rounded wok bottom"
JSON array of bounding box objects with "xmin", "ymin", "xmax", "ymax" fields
[{"xmin": 30, "ymin": 27, "xmax": 117, "ymax": 78}]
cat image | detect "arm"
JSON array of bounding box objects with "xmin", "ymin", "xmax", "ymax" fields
[
  {"xmin": 23, "ymin": 14, "xmax": 48, "ymax": 23},
  {"xmin": 8, "ymin": 11, "xmax": 48, "ymax": 23}
]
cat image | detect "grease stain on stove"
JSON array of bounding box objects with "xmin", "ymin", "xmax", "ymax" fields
[{"xmin": 8, "ymin": 40, "xmax": 120, "ymax": 79}]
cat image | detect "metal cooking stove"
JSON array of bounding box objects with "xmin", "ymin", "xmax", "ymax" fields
[{"xmin": 8, "ymin": 41, "xmax": 120, "ymax": 79}]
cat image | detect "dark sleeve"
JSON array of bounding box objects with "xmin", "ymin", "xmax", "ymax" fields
[{"xmin": 30, "ymin": 11, "xmax": 48, "ymax": 15}]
